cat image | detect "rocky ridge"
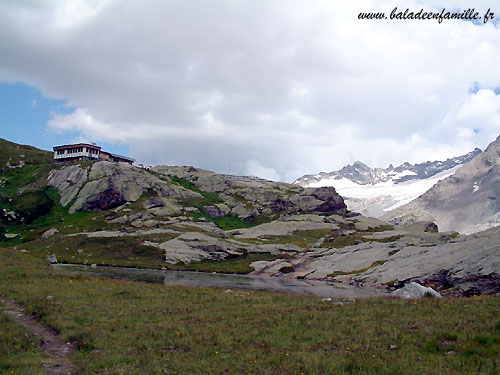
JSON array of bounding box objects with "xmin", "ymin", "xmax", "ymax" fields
[
  {"xmin": 294, "ymin": 149, "xmax": 481, "ymax": 186},
  {"xmin": 292, "ymin": 149, "xmax": 482, "ymax": 218},
  {"xmin": 384, "ymin": 135, "xmax": 500, "ymax": 234}
]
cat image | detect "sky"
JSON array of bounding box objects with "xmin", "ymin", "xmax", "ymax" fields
[{"xmin": 1, "ymin": 0, "xmax": 499, "ymax": 182}]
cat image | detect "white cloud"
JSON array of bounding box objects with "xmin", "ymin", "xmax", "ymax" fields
[
  {"xmin": 245, "ymin": 160, "xmax": 281, "ymax": 182},
  {"xmin": 1, "ymin": 0, "xmax": 500, "ymax": 181},
  {"xmin": 456, "ymin": 89, "xmax": 500, "ymax": 127}
]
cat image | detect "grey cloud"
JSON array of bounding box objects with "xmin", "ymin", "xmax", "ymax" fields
[{"xmin": 1, "ymin": 0, "xmax": 500, "ymax": 181}]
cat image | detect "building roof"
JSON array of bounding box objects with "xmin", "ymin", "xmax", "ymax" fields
[
  {"xmin": 53, "ymin": 143, "xmax": 101, "ymax": 151},
  {"xmin": 53, "ymin": 143, "xmax": 135, "ymax": 163},
  {"xmin": 110, "ymin": 153, "xmax": 136, "ymax": 162},
  {"xmin": 100, "ymin": 151, "xmax": 135, "ymax": 162}
]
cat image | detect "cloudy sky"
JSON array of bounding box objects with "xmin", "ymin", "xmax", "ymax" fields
[{"xmin": 1, "ymin": 0, "xmax": 499, "ymax": 182}]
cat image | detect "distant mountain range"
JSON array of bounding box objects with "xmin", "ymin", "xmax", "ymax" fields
[
  {"xmin": 384, "ymin": 135, "xmax": 500, "ymax": 234},
  {"xmin": 293, "ymin": 148, "xmax": 482, "ymax": 218}
]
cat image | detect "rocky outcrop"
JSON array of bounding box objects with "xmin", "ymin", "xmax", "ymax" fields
[
  {"xmin": 231, "ymin": 217, "xmax": 338, "ymax": 239},
  {"xmin": 159, "ymin": 232, "xmax": 257, "ymax": 264},
  {"xmin": 143, "ymin": 197, "xmax": 183, "ymax": 217},
  {"xmin": 153, "ymin": 165, "xmax": 347, "ymax": 218},
  {"xmin": 404, "ymin": 221, "xmax": 439, "ymax": 233},
  {"xmin": 251, "ymin": 224, "xmax": 500, "ymax": 295},
  {"xmin": 204, "ymin": 204, "xmax": 230, "ymax": 218},
  {"xmin": 384, "ymin": 135, "xmax": 500, "ymax": 234},
  {"xmin": 48, "ymin": 161, "xmax": 202, "ymax": 213},
  {"xmin": 47, "ymin": 162, "xmax": 347, "ymax": 222},
  {"xmin": 47, "ymin": 165, "xmax": 88, "ymax": 207}
]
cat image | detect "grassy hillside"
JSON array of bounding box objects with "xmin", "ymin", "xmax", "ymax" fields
[
  {"xmin": 0, "ymin": 139, "xmax": 65, "ymax": 243},
  {"xmin": 0, "ymin": 138, "xmax": 52, "ymax": 173},
  {"xmin": 0, "ymin": 248, "xmax": 499, "ymax": 374}
]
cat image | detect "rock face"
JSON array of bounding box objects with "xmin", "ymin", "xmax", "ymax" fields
[
  {"xmin": 252, "ymin": 224, "xmax": 500, "ymax": 296},
  {"xmin": 384, "ymin": 135, "xmax": 500, "ymax": 234},
  {"xmin": 231, "ymin": 217, "xmax": 338, "ymax": 239},
  {"xmin": 204, "ymin": 204, "xmax": 230, "ymax": 218},
  {"xmin": 160, "ymin": 232, "xmax": 257, "ymax": 264},
  {"xmin": 48, "ymin": 161, "xmax": 202, "ymax": 213},
  {"xmin": 143, "ymin": 197, "xmax": 182, "ymax": 217},
  {"xmin": 48, "ymin": 162, "xmax": 347, "ymax": 221},
  {"xmin": 47, "ymin": 165, "xmax": 88, "ymax": 207},
  {"xmin": 153, "ymin": 165, "xmax": 347, "ymax": 219}
]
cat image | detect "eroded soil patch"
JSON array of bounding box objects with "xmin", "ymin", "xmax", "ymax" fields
[{"xmin": 1, "ymin": 298, "xmax": 76, "ymax": 375}]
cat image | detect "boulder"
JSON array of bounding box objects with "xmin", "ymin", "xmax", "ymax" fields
[
  {"xmin": 231, "ymin": 218, "xmax": 337, "ymax": 239},
  {"xmin": 42, "ymin": 228, "xmax": 59, "ymax": 238},
  {"xmin": 405, "ymin": 221, "xmax": 439, "ymax": 233},
  {"xmin": 108, "ymin": 215, "xmax": 129, "ymax": 224},
  {"xmin": 310, "ymin": 186, "xmax": 348, "ymax": 213},
  {"xmin": 230, "ymin": 204, "xmax": 258, "ymax": 220},
  {"xmin": 47, "ymin": 254, "xmax": 58, "ymax": 264},
  {"xmin": 392, "ymin": 282, "xmax": 441, "ymax": 299},
  {"xmin": 159, "ymin": 232, "xmax": 252, "ymax": 263},
  {"xmin": 204, "ymin": 204, "xmax": 230, "ymax": 218}
]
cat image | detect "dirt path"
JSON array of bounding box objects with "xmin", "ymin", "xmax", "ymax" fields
[{"xmin": 0, "ymin": 298, "xmax": 77, "ymax": 375}]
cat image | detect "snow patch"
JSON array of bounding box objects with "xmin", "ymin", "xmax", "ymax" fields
[{"xmin": 308, "ymin": 165, "xmax": 461, "ymax": 216}]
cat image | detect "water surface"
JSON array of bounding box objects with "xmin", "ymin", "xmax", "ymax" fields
[{"xmin": 53, "ymin": 264, "xmax": 388, "ymax": 298}]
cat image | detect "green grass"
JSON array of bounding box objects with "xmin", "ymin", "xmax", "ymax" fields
[
  {"xmin": 169, "ymin": 175, "xmax": 222, "ymax": 205},
  {"xmin": 0, "ymin": 156, "xmax": 102, "ymax": 247},
  {"xmin": 22, "ymin": 233, "xmax": 176, "ymax": 269},
  {"xmin": 169, "ymin": 176, "xmax": 275, "ymax": 230},
  {"xmin": 168, "ymin": 175, "xmax": 258, "ymax": 231},
  {"xmin": 1, "ymin": 187, "xmax": 106, "ymax": 246},
  {"xmin": 0, "ymin": 137, "xmax": 52, "ymax": 174},
  {"xmin": 1, "ymin": 248, "xmax": 499, "ymax": 374},
  {"xmin": 0, "ymin": 187, "xmax": 55, "ymax": 224},
  {"xmin": 22, "ymin": 234, "xmax": 282, "ymax": 274},
  {"xmin": 0, "ymin": 311, "xmax": 46, "ymax": 374},
  {"xmin": 0, "ymin": 164, "xmax": 54, "ymax": 197}
]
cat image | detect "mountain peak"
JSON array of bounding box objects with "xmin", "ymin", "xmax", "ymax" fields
[
  {"xmin": 352, "ymin": 161, "xmax": 368, "ymax": 167},
  {"xmin": 294, "ymin": 148, "xmax": 481, "ymax": 188}
]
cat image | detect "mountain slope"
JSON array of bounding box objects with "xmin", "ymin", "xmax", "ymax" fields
[
  {"xmin": 293, "ymin": 149, "xmax": 481, "ymax": 217},
  {"xmin": 1, "ymin": 138, "xmax": 498, "ymax": 295},
  {"xmin": 384, "ymin": 135, "xmax": 500, "ymax": 234},
  {"xmin": 0, "ymin": 137, "xmax": 52, "ymax": 172}
]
